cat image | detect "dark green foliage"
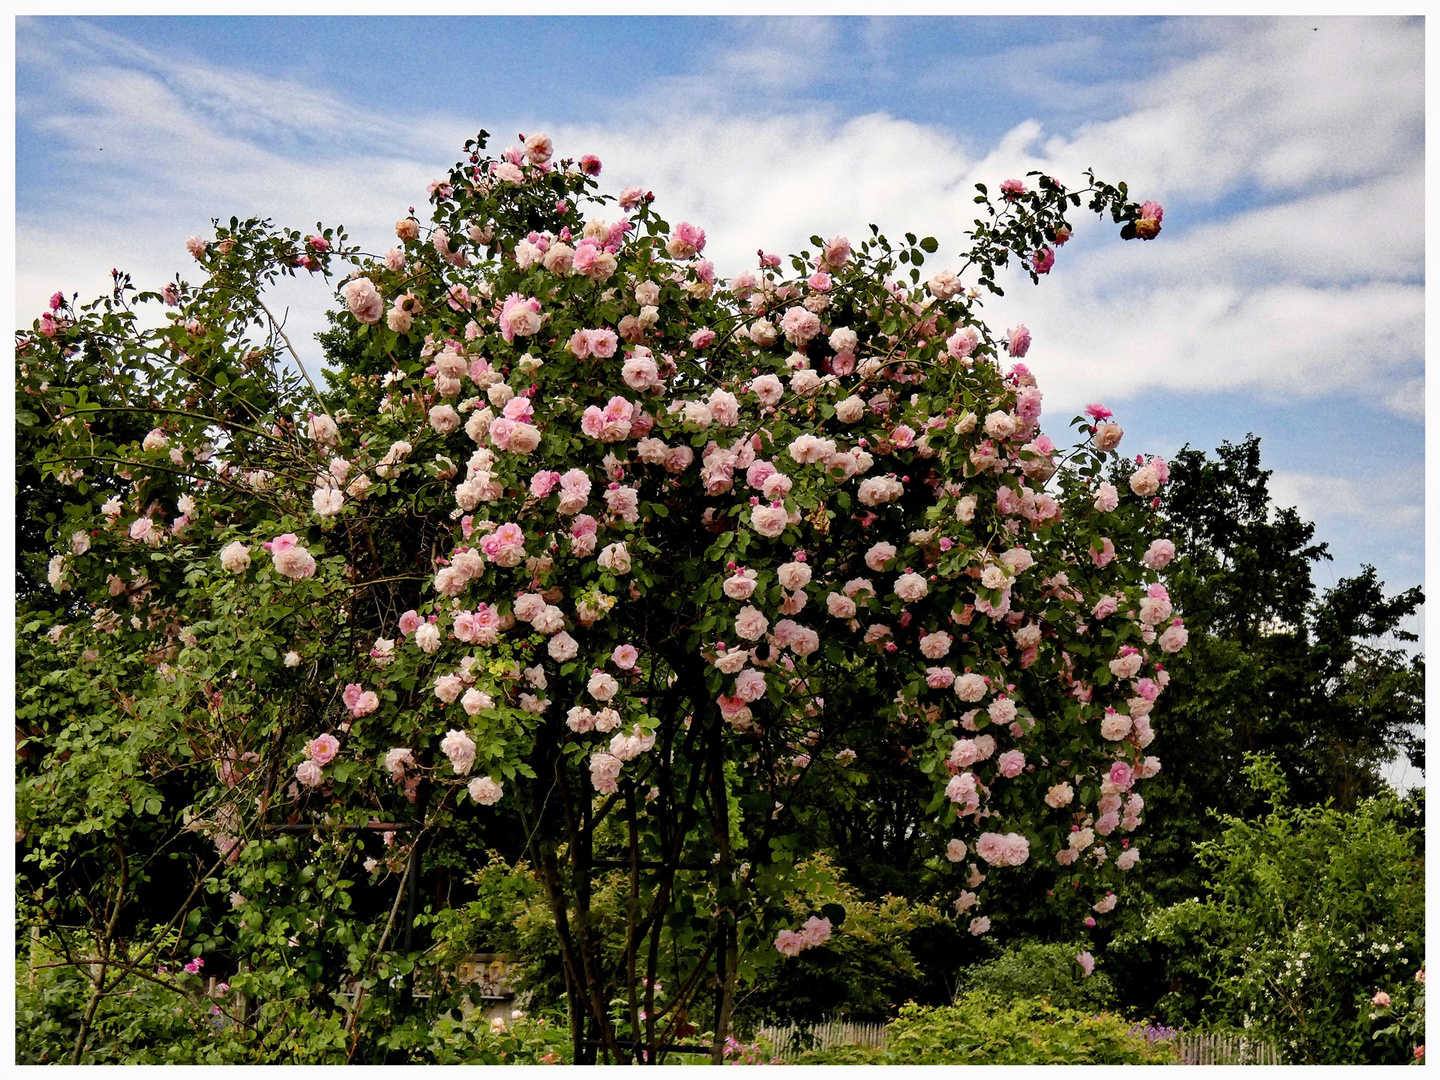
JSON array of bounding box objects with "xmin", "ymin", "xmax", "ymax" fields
[
  {"xmin": 956, "ymin": 939, "xmax": 1118, "ymax": 1013},
  {"xmin": 791, "ymin": 995, "xmax": 1177, "ymax": 1064},
  {"xmin": 1130, "ymin": 756, "xmax": 1424, "ymax": 1064},
  {"xmin": 1134, "ymin": 436, "xmax": 1423, "ymax": 909}
]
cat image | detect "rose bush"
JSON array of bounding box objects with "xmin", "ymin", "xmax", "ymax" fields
[{"xmin": 17, "ymin": 128, "xmax": 1179, "ymax": 1063}]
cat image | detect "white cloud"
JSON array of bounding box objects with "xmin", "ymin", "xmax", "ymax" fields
[
  {"xmin": 1267, "ymin": 470, "xmax": 1422, "ymax": 530},
  {"xmin": 15, "ymin": 16, "xmax": 1425, "ymax": 427}
]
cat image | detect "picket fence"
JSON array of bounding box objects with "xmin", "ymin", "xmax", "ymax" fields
[
  {"xmin": 1175, "ymin": 1031, "xmax": 1282, "ymax": 1065},
  {"xmin": 753, "ymin": 1017, "xmax": 1281, "ymax": 1065},
  {"xmin": 755, "ymin": 1019, "xmax": 888, "ymax": 1061}
]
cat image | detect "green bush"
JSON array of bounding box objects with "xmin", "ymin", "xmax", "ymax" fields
[
  {"xmin": 956, "ymin": 939, "xmax": 1117, "ymax": 1013},
  {"xmin": 426, "ymin": 1008, "xmax": 573, "ymax": 1064},
  {"xmin": 793, "ymin": 994, "xmax": 1177, "ymax": 1065},
  {"xmin": 1137, "ymin": 755, "xmax": 1424, "ymax": 1064}
]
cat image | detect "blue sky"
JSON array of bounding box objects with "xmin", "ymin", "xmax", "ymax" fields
[{"xmin": 14, "ymin": 15, "xmax": 1425, "ymax": 646}]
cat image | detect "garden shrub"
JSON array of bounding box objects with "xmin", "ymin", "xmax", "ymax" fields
[
  {"xmin": 956, "ymin": 938, "xmax": 1117, "ymax": 1013},
  {"xmin": 1138, "ymin": 754, "xmax": 1424, "ymax": 1064},
  {"xmin": 792, "ymin": 994, "xmax": 1176, "ymax": 1064}
]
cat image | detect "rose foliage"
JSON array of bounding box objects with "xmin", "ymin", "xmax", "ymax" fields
[{"xmin": 18, "ymin": 128, "xmax": 1181, "ymax": 1063}]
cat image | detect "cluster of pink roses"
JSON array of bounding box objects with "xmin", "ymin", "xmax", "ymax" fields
[{"xmin": 773, "ymin": 915, "xmax": 832, "ymax": 957}]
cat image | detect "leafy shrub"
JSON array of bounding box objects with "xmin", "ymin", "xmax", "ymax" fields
[
  {"xmin": 793, "ymin": 994, "xmax": 1177, "ymax": 1064},
  {"xmin": 1137, "ymin": 755, "xmax": 1424, "ymax": 1063},
  {"xmin": 956, "ymin": 939, "xmax": 1117, "ymax": 1013}
]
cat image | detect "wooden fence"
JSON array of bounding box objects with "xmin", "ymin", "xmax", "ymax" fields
[
  {"xmin": 753, "ymin": 1017, "xmax": 1281, "ymax": 1065},
  {"xmin": 1176, "ymin": 1031, "xmax": 1282, "ymax": 1065},
  {"xmin": 754, "ymin": 1019, "xmax": 888, "ymax": 1061}
]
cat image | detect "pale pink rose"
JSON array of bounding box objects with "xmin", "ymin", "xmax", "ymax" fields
[
  {"xmin": 997, "ymin": 749, "xmax": 1025, "ymax": 778},
  {"xmin": 1006, "ymin": 325, "xmax": 1031, "ymax": 357},
  {"xmin": 1093, "ymin": 482, "xmax": 1120, "ymax": 512},
  {"xmin": 604, "ymin": 485, "xmax": 640, "ymax": 522},
  {"xmin": 588, "ymin": 671, "xmax": 620, "ymax": 701},
  {"xmin": 513, "ymin": 593, "xmax": 546, "ymax": 623},
  {"xmin": 789, "ymin": 368, "xmax": 821, "ymax": 396},
  {"xmin": 787, "ymin": 434, "xmax": 834, "ymax": 465},
  {"xmin": 662, "ymin": 446, "xmax": 691, "ymax": 475},
  {"xmin": 821, "ymin": 235, "xmax": 851, "ymax": 268},
  {"xmin": 927, "ymin": 267, "xmax": 962, "ymax": 298},
  {"xmin": 548, "ymin": 631, "xmax": 579, "ymax": 662},
  {"xmin": 589, "ymin": 753, "xmax": 623, "ymax": 794},
  {"xmin": 988, "ymin": 699, "xmax": 1018, "ymax": 728},
  {"xmin": 1116, "ymin": 848, "xmax": 1140, "ymax": 871},
  {"xmin": 926, "ymin": 666, "xmax": 956, "ymax": 689},
  {"xmin": 524, "ymin": 132, "xmax": 553, "ymax": 165},
  {"xmin": 468, "ymin": 776, "xmax": 503, "ymax": 805},
  {"xmin": 434, "ymin": 674, "xmax": 464, "ymax": 704},
  {"xmin": 734, "ymin": 606, "xmax": 769, "ymax": 641},
  {"xmin": 789, "ymin": 626, "xmax": 819, "ymax": 656},
  {"xmin": 622, "ymin": 355, "xmax": 659, "ymax": 390},
  {"xmin": 826, "ymin": 593, "xmax": 857, "ymax": 619},
  {"xmin": 723, "ymin": 569, "xmax": 758, "ymax": 600},
  {"xmin": 1093, "ymin": 893, "xmax": 1118, "ymax": 914},
  {"xmin": 919, "ymin": 632, "xmax": 951, "ymax": 659},
  {"xmin": 1143, "ymin": 539, "xmax": 1176, "ymax": 569},
  {"xmin": 1045, "ymin": 782, "xmax": 1074, "ymax": 809},
  {"xmin": 969, "ymin": 917, "xmax": 991, "ymax": 936},
  {"xmin": 946, "ymin": 839, "xmax": 967, "ymax": 863},
  {"xmin": 865, "ymin": 542, "xmax": 897, "ymax": 571},
  {"xmin": 953, "ymin": 673, "xmax": 988, "ymax": 702},
  {"xmin": 984, "ymin": 411, "xmax": 1017, "ymax": 440},
  {"xmin": 308, "ymin": 413, "xmax": 339, "ymax": 446},
  {"xmin": 219, "ymin": 541, "xmax": 251, "ymax": 572},
  {"xmin": 894, "ymin": 572, "xmax": 928, "ymax": 603},
  {"xmin": 751, "ymin": 374, "xmax": 784, "ymax": 406},
  {"xmin": 273, "ymin": 542, "xmax": 316, "ymax": 580},
  {"xmin": 954, "ymin": 890, "xmax": 979, "ymax": 914},
  {"xmin": 972, "ymin": 831, "xmax": 1029, "ymax": 866},
  {"xmin": 777, "ymin": 561, "xmax": 811, "ymax": 590},
  {"xmin": 946, "ymin": 326, "xmax": 980, "ymax": 360},
  {"xmin": 779, "ymin": 306, "xmax": 822, "ymax": 345},
  {"xmin": 1158, "ymin": 622, "xmax": 1188, "ymax": 653},
  {"xmin": 597, "ymin": 542, "xmax": 632, "ymax": 574},
  {"xmin": 1094, "ymin": 423, "xmax": 1124, "ymax": 453},
  {"xmin": 1139, "ymin": 593, "xmax": 1173, "ymax": 626},
  {"xmin": 343, "ymin": 277, "xmax": 384, "ymax": 324},
  {"xmin": 751, "ymin": 505, "xmax": 788, "ymax": 538},
  {"xmin": 945, "ymin": 771, "xmax": 980, "ymax": 809},
  {"xmin": 429, "ymin": 404, "xmax": 461, "ymax": 434},
  {"xmin": 1129, "ymin": 465, "xmax": 1161, "ymax": 497},
  {"xmin": 441, "ymin": 729, "xmax": 477, "ymax": 774},
  {"xmin": 1100, "ymin": 711, "xmax": 1133, "ymax": 741},
  {"xmin": 532, "ymin": 605, "xmax": 565, "ymax": 635},
  {"xmin": 306, "ymin": 733, "xmax": 340, "ymax": 765},
  {"xmin": 1092, "ymin": 595, "xmax": 1119, "ymax": 620},
  {"xmin": 1109, "ymin": 649, "xmax": 1144, "ymax": 679},
  {"xmin": 734, "ymin": 668, "xmax": 767, "ymax": 702},
  {"xmin": 835, "ymin": 395, "xmax": 865, "ymax": 423},
  {"xmin": 296, "ymin": 760, "xmax": 325, "ymax": 787},
  {"xmin": 461, "ymin": 688, "xmax": 493, "ymax": 716},
  {"xmin": 665, "ymin": 221, "xmax": 707, "ymax": 259},
  {"xmin": 414, "ymin": 623, "xmax": 442, "ymax": 653},
  {"xmin": 857, "ymin": 476, "xmax": 903, "ymax": 506},
  {"xmin": 1077, "ymin": 951, "xmax": 1096, "ymax": 977}
]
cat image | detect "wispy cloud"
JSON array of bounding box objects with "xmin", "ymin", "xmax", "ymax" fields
[{"xmin": 16, "ymin": 15, "xmax": 1425, "ymax": 430}]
